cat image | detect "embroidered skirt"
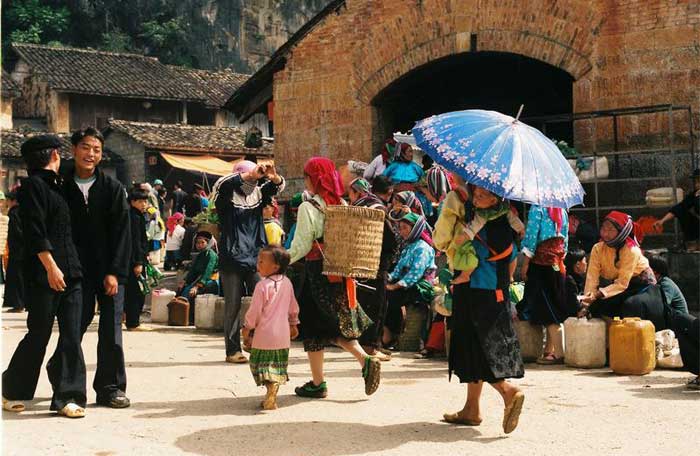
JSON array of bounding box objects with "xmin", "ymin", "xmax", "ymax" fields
[
  {"xmin": 449, "ymin": 283, "xmax": 524, "ymax": 383},
  {"xmin": 299, "ymin": 260, "xmax": 372, "ymax": 352},
  {"xmin": 249, "ymin": 348, "xmax": 289, "ymax": 386}
]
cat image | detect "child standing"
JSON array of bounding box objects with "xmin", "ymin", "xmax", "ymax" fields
[
  {"xmin": 262, "ymin": 199, "xmax": 285, "ymax": 246},
  {"xmin": 164, "ymin": 212, "xmax": 185, "ymax": 271},
  {"xmin": 125, "ymin": 189, "xmax": 151, "ymax": 331},
  {"xmin": 242, "ymin": 245, "xmax": 299, "ymax": 410}
]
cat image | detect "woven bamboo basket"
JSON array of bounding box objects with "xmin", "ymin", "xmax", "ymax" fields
[{"xmin": 321, "ymin": 205, "xmax": 385, "ymax": 279}]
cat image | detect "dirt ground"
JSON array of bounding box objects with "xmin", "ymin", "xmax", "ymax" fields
[{"xmin": 1, "ymin": 308, "xmax": 698, "ymax": 456}]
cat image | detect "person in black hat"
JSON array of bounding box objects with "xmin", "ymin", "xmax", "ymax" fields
[
  {"xmin": 2, "ymin": 135, "xmax": 87, "ymax": 418},
  {"xmin": 654, "ymin": 168, "xmax": 700, "ymax": 251},
  {"xmin": 2, "ymin": 189, "xmax": 25, "ymax": 313},
  {"xmin": 61, "ymin": 126, "xmax": 132, "ymax": 408}
]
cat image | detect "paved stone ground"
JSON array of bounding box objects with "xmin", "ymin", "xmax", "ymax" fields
[{"xmin": 1, "ymin": 306, "xmax": 699, "ymax": 456}]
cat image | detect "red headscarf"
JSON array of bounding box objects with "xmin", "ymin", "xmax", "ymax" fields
[
  {"xmin": 304, "ymin": 157, "xmax": 344, "ymax": 205},
  {"xmin": 547, "ymin": 208, "xmax": 564, "ymax": 235},
  {"xmin": 166, "ymin": 212, "xmax": 184, "ymax": 235},
  {"xmin": 604, "ymin": 210, "xmax": 644, "ymax": 248}
]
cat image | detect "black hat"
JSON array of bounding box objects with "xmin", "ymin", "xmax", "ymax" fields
[
  {"xmin": 20, "ymin": 135, "xmax": 63, "ymax": 157},
  {"xmin": 195, "ymin": 231, "xmax": 213, "ymax": 241}
]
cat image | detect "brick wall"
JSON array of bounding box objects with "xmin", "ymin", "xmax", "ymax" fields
[{"xmin": 271, "ymin": 0, "xmax": 699, "ymax": 188}]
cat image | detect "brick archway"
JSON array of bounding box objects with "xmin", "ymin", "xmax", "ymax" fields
[{"xmin": 356, "ymin": 28, "xmax": 592, "ymax": 105}]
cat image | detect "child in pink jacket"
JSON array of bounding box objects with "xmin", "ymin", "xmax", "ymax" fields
[{"xmin": 242, "ymin": 245, "xmax": 300, "ymax": 410}]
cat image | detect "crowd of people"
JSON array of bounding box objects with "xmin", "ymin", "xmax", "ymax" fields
[{"xmin": 1, "ymin": 131, "xmax": 698, "ymax": 431}]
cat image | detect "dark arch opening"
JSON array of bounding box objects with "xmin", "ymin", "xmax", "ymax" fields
[{"xmin": 371, "ymin": 51, "xmax": 574, "ymax": 153}]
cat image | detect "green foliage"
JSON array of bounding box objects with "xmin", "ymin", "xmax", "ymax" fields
[
  {"xmin": 138, "ymin": 16, "xmax": 193, "ymax": 66},
  {"xmin": 100, "ymin": 29, "xmax": 135, "ymax": 53},
  {"xmin": 4, "ymin": 0, "xmax": 70, "ymax": 44}
]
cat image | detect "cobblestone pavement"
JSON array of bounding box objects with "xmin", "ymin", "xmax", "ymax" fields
[{"xmin": 1, "ymin": 309, "xmax": 698, "ymax": 456}]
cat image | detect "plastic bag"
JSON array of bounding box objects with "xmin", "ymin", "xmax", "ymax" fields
[{"xmin": 655, "ymin": 329, "xmax": 684, "ymax": 369}]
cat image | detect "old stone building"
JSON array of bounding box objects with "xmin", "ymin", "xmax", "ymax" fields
[
  {"xmin": 228, "ymin": 0, "xmax": 699, "ymax": 193},
  {"xmin": 103, "ymin": 119, "xmax": 273, "ymax": 186},
  {"xmin": 1, "ymin": 70, "xmax": 20, "ymax": 130},
  {"xmin": 7, "ymin": 43, "xmax": 259, "ymax": 133}
]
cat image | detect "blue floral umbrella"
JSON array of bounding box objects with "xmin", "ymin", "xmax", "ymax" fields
[{"xmin": 412, "ymin": 109, "xmax": 584, "ymax": 209}]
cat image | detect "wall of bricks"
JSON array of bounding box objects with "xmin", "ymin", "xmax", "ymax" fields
[{"xmin": 271, "ymin": 0, "xmax": 700, "ymax": 187}]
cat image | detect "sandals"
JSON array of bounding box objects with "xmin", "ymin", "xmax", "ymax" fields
[
  {"xmin": 225, "ymin": 352, "xmax": 248, "ymax": 364},
  {"xmin": 362, "ymin": 356, "xmax": 381, "ymax": 396},
  {"xmin": 443, "ymin": 412, "xmax": 482, "ymax": 426},
  {"xmin": 536, "ymin": 352, "xmax": 563, "ymax": 365},
  {"xmin": 687, "ymin": 376, "xmax": 700, "ymax": 390},
  {"xmin": 503, "ymin": 391, "xmax": 525, "ymax": 434},
  {"xmin": 57, "ymin": 402, "xmax": 85, "ymax": 419},
  {"xmin": 2, "ymin": 397, "xmax": 25, "ymax": 413}
]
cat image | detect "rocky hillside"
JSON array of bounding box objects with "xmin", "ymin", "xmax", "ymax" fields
[{"xmin": 3, "ymin": 0, "xmax": 331, "ymax": 72}]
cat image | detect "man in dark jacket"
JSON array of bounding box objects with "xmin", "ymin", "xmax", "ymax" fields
[
  {"xmin": 2, "ymin": 135, "xmax": 87, "ymax": 417},
  {"xmin": 3, "ymin": 190, "xmax": 25, "ymax": 312},
  {"xmin": 62, "ymin": 127, "xmax": 132, "ymax": 408},
  {"xmin": 168, "ymin": 181, "xmax": 187, "ymax": 214},
  {"xmin": 125, "ymin": 189, "xmax": 150, "ymax": 331},
  {"xmin": 183, "ymin": 184, "xmax": 204, "ymax": 217},
  {"xmin": 211, "ymin": 161, "xmax": 284, "ymax": 363}
]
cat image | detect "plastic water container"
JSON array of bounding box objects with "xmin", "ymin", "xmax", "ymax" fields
[
  {"xmin": 609, "ymin": 317, "xmax": 656, "ymax": 375},
  {"xmin": 195, "ymin": 294, "xmax": 224, "ymax": 330},
  {"xmin": 564, "ymin": 317, "xmax": 607, "ymax": 368},
  {"xmin": 168, "ymin": 297, "xmax": 190, "ymax": 326},
  {"xmin": 150, "ymin": 289, "xmax": 176, "ymax": 323},
  {"xmin": 513, "ymin": 320, "xmax": 543, "ymax": 362}
]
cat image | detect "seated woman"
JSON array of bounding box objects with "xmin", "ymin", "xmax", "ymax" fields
[
  {"xmin": 177, "ymin": 231, "xmax": 219, "ymax": 323},
  {"xmin": 580, "ymin": 211, "xmax": 665, "ymax": 329},
  {"xmin": 382, "ymin": 142, "xmax": 424, "ymax": 189},
  {"xmin": 384, "ymin": 212, "xmax": 436, "ymax": 348}
]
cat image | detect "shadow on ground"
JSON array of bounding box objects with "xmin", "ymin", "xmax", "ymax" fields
[{"xmin": 175, "ymin": 421, "xmax": 502, "ymax": 456}]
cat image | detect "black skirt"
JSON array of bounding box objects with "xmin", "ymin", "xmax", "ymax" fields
[
  {"xmin": 519, "ymin": 263, "xmax": 574, "ymax": 325},
  {"xmin": 449, "ymin": 283, "xmax": 524, "ymax": 383},
  {"xmin": 298, "ymin": 260, "xmax": 372, "ymax": 351}
]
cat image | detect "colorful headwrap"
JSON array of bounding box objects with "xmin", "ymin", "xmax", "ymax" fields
[
  {"xmin": 426, "ymin": 165, "xmax": 452, "ymax": 202},
  {"xmin": 290, "ymin": 192, "xmax": 304, "ymax": 212},
  {"xmin": 394, "ymin": 191, "xmax": 424, "ymax": 215},
  {"xmin": 381, "ymin": 138, "xmax": 398, "ymax": 165},
  {"xmin": 304, "ymin": 157, "xmax": 344, "ymax": 205},
  {"xmin": 265, "ymin": 199, "xmax": 280, "ymax": 219},
  {"xmin": 350, "ymin": 177, "xmax": 371, "ymax": 194},
  {"xmin": 399, "ymin": 212, "xmax": 431, "ymax": 245},
  {"xmin": 604, "ymin": 211, "xmax": 642, "ymax": 250},
  {"xmin": 166, "ymin": 212, "xmax": 184, "ymax": 235}
]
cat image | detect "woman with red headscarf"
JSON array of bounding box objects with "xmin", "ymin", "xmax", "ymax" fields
[
  {"xmin": 287, "ymin": 157, "xmax": 381, "ymax": 399},
  {"xmin": 580, "ymin": 211, "xmax": 666, "ymax": 329}
]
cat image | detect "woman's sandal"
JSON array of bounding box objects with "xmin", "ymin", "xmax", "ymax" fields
[
  {"xmin": 362, "ymin": 356, "xmax": 381, "ymax": 396},
  {"xmin": 2, "ymin": 397, "xmax": 25, "ymax": 413},
  {"xmin": 57, "ymin": 403, "xmax": 85, "ymax": 419},
  {"xmin": 536, "ymin": 352, "xmax": 563, "ymax": 365},
  {"xmin": 502, "ymin": 391, "xmax": 525, "ymax": 434},
  {"xmin": 442, "ymin": 412, "xmax": 482, "ymax": 426}
]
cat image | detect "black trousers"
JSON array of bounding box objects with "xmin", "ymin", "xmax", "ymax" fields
[
  {"xmin": 79, "ymin": 280, "xmax": 127, "ymax": 397},
  {"xmin": 124, "ymin": 273, "xmax": 145, "ymax": 329},
  {"xmin": 2, "ymin": 280, "xmax": 87, "ymax": 410},
  {"xmin": 3, "ymin": 259, "xmax": 25, "ymax": 310},
  {"xmin": 672, "ymin": 312, "xmax": 699, "ymax": 375}
]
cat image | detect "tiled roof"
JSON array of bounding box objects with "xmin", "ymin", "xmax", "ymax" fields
[
  {"xmin": 105, "ymin": 119, "xmax": 273, "ymax": 156},
  {"xmin": 2, "ymin": 70, "xmax": 21, "ymax": 99},
  {"xmin": 12, "ymin": 43, "xmax": 207, "ymax": 102},
  {"xmin": 1, "ymin": 129, "xmax": 113, "ymax": 163},
  {"xmin": 169, "ymin": 66, "xmax": 249, "ymax": 108},
  {"xmin": 1, "ymin": 129, "xmax": 72, "ymax": 159}
]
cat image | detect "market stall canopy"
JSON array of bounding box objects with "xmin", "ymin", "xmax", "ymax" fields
[{"xmin": 160, "ymin": 152, "xmax": 235, "ymax": 176}]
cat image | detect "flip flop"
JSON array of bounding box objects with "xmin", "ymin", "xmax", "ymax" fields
[
  {"xmin": 57, "ymin": 403, "xmax": 85, "ymax": 419},
  {"xmin": 443, "ymin": 412, "xmax": 482, "ymax": 426},
  {"xmin": 503, "ymin": 391, "xmax": 525, "ymax": 434},
  {"xmin": 2, "ymin": 397, "xmax": 25, "ymax": 413}
]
